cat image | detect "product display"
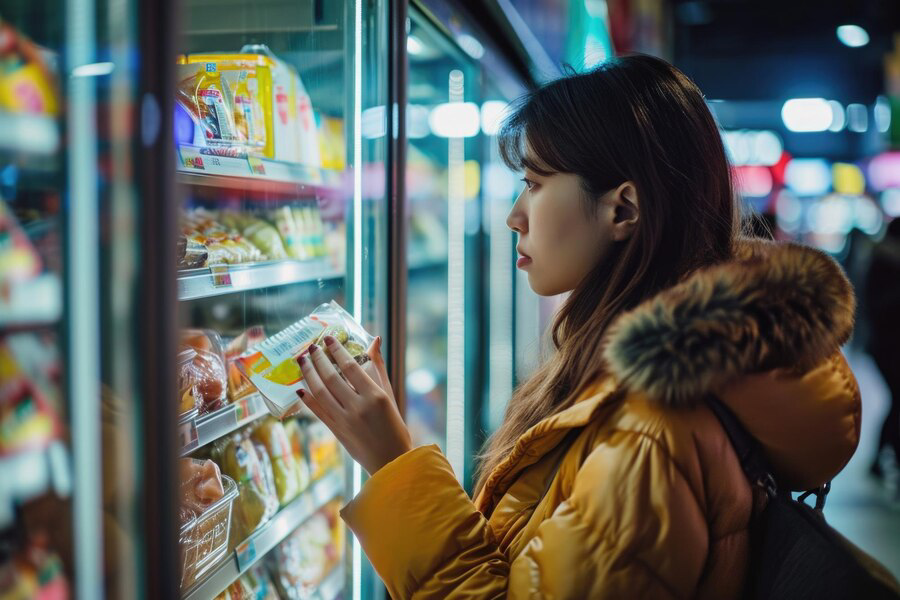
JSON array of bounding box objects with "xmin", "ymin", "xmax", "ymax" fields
[
  {"xmin": 267, "ymin": 501, "xmax": 343, "ymax": 600},
  {"xmin": 0, "ymin": 536, "xmax": 69, "ymax": 599},
  {"xmin": 236, "ymin": 300, "xmax": 374, "ymax": 417},
  {"xmin": 217, "ymin": 434, "xmax": 278, "ymax": 540},
  {"xmin": 251, "ymin": 417, "xmax": 302, "ymax": 506},
  {"xmin": 304, "ymin": 420, "xmax": 342, "ymax": 482},
  {"xmin": 282, "ymin": 418, "xmax": 312, "ymax": 490},
  {"xmin": 224, "ymin": 327, "xmax": 267, "ymax": 402},
  {"xmin": 179, "ymin": 468, "xmax": 238, "ymax": 589},
  {"xmin": 180, "ymin": 329, "xmax": 228, "ymax": 414},
  {"xmin": 178, "ymin": 458, "xmax": 226, "ymax": 522},
  {"xmin": 0, "ymin": 22, "xmax": 58, "ymax": 115}
]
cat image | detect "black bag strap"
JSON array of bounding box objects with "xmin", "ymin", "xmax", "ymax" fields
[
  {"xmin": 706, "ymin": 395, "xmax": 779, "ymax": 500},
  {"xmin": 706, "ymin": 394, "xmax": 832, "ymax": 511}
]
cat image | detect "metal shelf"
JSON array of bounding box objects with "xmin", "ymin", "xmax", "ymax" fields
[
  {"xmin": 176, "ymin": 145, "xmax": 343, "ymax": 196},
  {"xmin": 179, "ymin": 394, "xmax": 271, "ymax": 456},
  {"xmin": 0, "ymin": 112, "xmax": 59, "ymax": 156},
  {"xmin": 182, "ymin": 468, "xmax": 345, "ymax": 600},
  {"xmin": 178, "ymin": 259, "xmax": 344, "ymax": 300}
]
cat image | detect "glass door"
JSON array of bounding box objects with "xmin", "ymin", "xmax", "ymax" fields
[
  {"xmin": 404, "ymin": 9, "xmax": 480, "ymax": 483},
  {"xmin": 172, "ymin": 1, "xmax": 388, "ymax": 598}
]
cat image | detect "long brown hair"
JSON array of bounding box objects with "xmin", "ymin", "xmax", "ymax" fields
[{"xmin": 475, "ymin": 55, "xmax": 741, "ymax": 494}]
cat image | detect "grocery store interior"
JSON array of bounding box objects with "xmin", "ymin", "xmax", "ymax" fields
[{"xmin": 1, "ymin": 0, "xmax": 900, "ymax": 597}]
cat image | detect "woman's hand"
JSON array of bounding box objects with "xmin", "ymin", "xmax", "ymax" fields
[{"xmin": 296, "ymin": 335, "xmax": 412, "ymax": 475}]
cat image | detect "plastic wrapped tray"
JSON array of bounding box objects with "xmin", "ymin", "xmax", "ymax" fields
[{"xmin": 180, "ymin": 473, "xmax": 238, "ymax": 589}]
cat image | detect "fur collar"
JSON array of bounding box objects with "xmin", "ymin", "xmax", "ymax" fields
[{"xmin": 601, "ymin": 239, "xmax": 856, "ymax": 408}]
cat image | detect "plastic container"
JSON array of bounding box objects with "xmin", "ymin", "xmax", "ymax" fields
[
  {"xmin": 177, "ymin": 348, "xmax": 201, "ymax": 420},
  {"xmin": 180, "ymin": 474, "xmax": 238, "ymax": 589}
]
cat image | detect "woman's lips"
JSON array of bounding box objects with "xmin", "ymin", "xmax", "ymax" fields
[{"xmin": 516, "ymin": 255, "xmax": 532, "ymax": 268}]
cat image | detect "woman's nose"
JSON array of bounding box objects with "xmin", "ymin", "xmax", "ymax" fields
[{"xmin": 507, "ymin": 192, "xmax": 528, "ymax": 233}]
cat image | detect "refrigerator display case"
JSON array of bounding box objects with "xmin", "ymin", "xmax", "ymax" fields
[{"xmin": 172, "ymin": 0, "xmax": 389, "ymax": 598}]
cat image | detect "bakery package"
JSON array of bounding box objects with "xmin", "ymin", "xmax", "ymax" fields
[{"xmin": 236, "ymin": 301, "xmax": 374, "ymax": 417}]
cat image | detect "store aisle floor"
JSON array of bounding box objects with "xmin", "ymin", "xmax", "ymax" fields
[{"xmin": 826, "ymin": 349, "xmax": 900, "ymax": 578}]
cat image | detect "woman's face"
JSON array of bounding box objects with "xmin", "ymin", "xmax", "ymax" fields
[{"xmin": 506, "ymin": 167, "xmax": 617, "ymax": 296}]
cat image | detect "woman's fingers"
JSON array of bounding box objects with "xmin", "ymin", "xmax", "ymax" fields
[
  {"xmin": 305, "ymin": 342, "xmax": 357, "ymax": 406},
  {"xmin": 322, "ymin": 335, "xmax": 381, "ymax": 396},
  {"xmin": 297, "ymin": 352, "xmax": 344, "ymax": 420}
]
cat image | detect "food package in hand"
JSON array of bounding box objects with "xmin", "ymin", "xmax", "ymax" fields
[
  {"xmin": 283, "ymin": 419, "xmax": 311, "ymax": 490},
  {"xmin": 225, "ymin": 327, "xmax": 267, "ymax": 401},
  {"xmin": 180, "ymin": 329, "xmax": 228, "ymax": 414},
  {"xmin": 219, "ymin": 434, "xmax": 278, "ymax": 539},
  {"xmin": 178, "ymin": 458, "xmax": 225, "ymax": 524},
  {"xmin": 251, "ymin": 417, "xmax": 300, "ymax": 506},
  {"xmin": 235, "ymin": 300, "xmax": 375, "ymax": 417}
]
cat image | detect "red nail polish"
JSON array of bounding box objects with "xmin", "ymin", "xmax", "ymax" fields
[
  {"xmin": 324, "ymin": 335, "xmax": 335, "ymax": 346},
  {"xmin": 298, "ymin": 389, "xmax": 306, "ymax": 398},
  {"xmin": 309, "ymin": 344, "xmax": 318, "ymax": 354}
]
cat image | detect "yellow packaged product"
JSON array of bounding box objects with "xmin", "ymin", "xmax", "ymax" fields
[
  {"xmin": 175, "ymin": 64, "xmax": 240, "ymax": 148},
  {"xmin": 283, "ymin": 419, "xmax": 312, "ymax": 491},
  {"xmin": 251, "ymin": 417, "xmax": 300, "ymax": 506},
  {"xmin": 219, "ymin": 434, "xmax": 278, "ymax": 539}
]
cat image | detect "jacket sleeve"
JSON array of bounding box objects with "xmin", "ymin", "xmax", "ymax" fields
[{"xmin": 341, "ymin": 434, "xmax": 709, "ymax": 599}]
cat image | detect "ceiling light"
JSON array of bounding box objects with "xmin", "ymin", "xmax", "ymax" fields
[{"xmin": 782, "ymin": 98, "xmax": 832, "ymax": 132}]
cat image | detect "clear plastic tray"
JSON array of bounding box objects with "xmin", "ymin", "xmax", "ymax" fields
[{"xmin": 180, "ymin": 473, "xmax": 238, "ymax": 588}]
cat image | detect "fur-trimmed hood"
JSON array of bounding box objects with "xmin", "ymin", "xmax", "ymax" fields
[{"xmin": 602, "ymin": 238, "xmax": 856, "ymax": 407}]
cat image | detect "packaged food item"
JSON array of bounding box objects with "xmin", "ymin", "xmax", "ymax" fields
[
  {"xmin": 236, "ymin": 301, "xmax": 374, "ymax": 417},
  {"xmin": 180, "ymin": 329, "xmax": 228, "ymax": 414},
  {"xmin": 0, "ymin": 341, "xmax": 61, "ymax": 456},
  {"xmin": 224, "ymin": 327, "xmax": 267, "ymax": 401},
  {"xmin": 244, "ymin": 564, "xmax": 279, "ymax": 600},
  {"xmin": 176, "ymin": 348, "xmax": 201, "ymax": 418},
  {"xmin": 273, "ymin": 206, "xmax": 305, "ymax": 260},
  {"xmin": 283, "ymin": 419, "xmax": 311, "ymax": 491},
  {"xmin": 181, "ymin": 209, "xmax": 265, "ymax": 266},
  {"xmin": 267, "ymin": 505, "xmax": 342, "ymax": 599},
  {"xmin": 317, "ymin": 113, "xmax": 345, "ymax": 171},
  {"xmin": 178, "ymin": 458, "xmax": 225, "ymax": 520},
  {"xmin": 251, "ymin": 417, "xmax": 300, "ymax": 506},
  {"xmin": 252, "ymin": 440, "xmax": 279, "ymax": 511},
  {"xmin": 177, "ymin": 235, "xmax": 209, "ymax": 269},
  {"xmin": 0, "ymin": 199, "xmax": 42, "ymax": 282},
  {"xmin": 179, "ymin": 469, "xmax": 238, "ymax": 588},
  {"xmin": 218, "ymin": 434, "xmax": 278, "ymax": 539},
  {"xmin": 0, "ymin": 22, "xmax": 59, "ymax": 115},
  {"xmin": 305, "ymin": 419, "xmax": 342, "ymax": 481},
  {"xmin": 0, "ymin": 536, "xmax": 69, "ymax": 599}
]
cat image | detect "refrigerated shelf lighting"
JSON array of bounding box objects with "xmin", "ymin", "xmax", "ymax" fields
[
  {"xmin": 828, "ymin": 100, "xmax": 846, "ymax": 132},
  {"xmin": 480, "ymin": 101, "xmax": 509, "ymax": 136},
  {"xmin": 407, "ymin": 35, "xmax": 424, "ymax": 56},
  {"xmin": 837, "ymin": 25, "xmax": 869, "ymax": 48},
  {"xmin": 875, "ymin": 96, "xmax": 892, "ymax": 133},
  {"xmin": 881, "ymin": 189, "xmax": 900, "ymax": 217},
  {"xmin": 868, "ymin": 152, "xmax": 900, "ymax": 191},
  {"xmin": 456, "ymin": 34, "xmax": 485, "ymax": 60},
  {"xmin": 847, "ymin": 104, "xmax": 868, "ymax": 133},
  {"xmin": 782, "ymin": 98, "xmax": 832, "ymax": 132},
  {"xmin": 429, "ymin": 101, "xmax": 480, "ymax": 138}
]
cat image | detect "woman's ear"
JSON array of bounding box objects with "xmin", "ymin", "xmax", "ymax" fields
[{"xmin": 608, "ymin": 181, "xmax": 639, "ymax": 241}]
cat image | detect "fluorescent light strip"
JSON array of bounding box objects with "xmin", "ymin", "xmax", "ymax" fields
[
  {"xmin": 66, "ymin": 0, "xmax": 103, "ymax": 598},
  {"xmin": 352, "ymin": 0, "xmax": 363, "ymax": 598},
  {"xmin": 446, "ymin": 70, "xmax": 466, "ymax": 481},
  {"xmin": 488, "ymin": 168, "xmax": 514, "ymax": 432}
]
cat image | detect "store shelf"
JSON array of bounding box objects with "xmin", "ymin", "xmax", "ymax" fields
[
  {"xmin": 0, "ymin": 274, "xmax": 62, "ymax": 330},
  {"xmin": 0, "ymin": 441, "xmax": 72, "ymax": 528},
  {"xmin": 182, "ymin": 468, "xmax": 345, "ymax": 600},
  {"xmin": 179, "ymin": 393, "xmax": 271, "ymax": 456},
  {"xmin": 0, "ymin": 112, "xmax": 59, "ymax": 156},
  {"xmin": 178, "ymin": 259, "xmax": 344, "ymax": 300},
  {"xmin": 176, "ymin": 145, "xmax": 343, "ymax": 195}
]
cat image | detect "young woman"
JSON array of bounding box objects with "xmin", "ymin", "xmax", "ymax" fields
[{"xmin": 296, "ymin": 54, "xmax": 861, "ymax": 598}]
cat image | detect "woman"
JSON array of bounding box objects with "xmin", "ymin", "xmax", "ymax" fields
[{"xmin": 297, "ymin": 55, "xmax": 861, "ymax": 598}]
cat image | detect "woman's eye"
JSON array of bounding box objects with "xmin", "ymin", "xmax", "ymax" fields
[{"xmin": 521, "ymin": 177, "xmax": 537, "ymax": 191}]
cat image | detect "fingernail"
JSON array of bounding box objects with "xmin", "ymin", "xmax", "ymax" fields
[
  {"xmin": 309, "ymin": 344, "xmax": 318, "ymax": 354},
  {"xmin": 324, "ymin": 335, "xmax": 336, "ymax": 346},
  {"xmin": 297, "ymin": 389, "xmax": 306, "ymax": 398},
  {"xmin": 297, "ymin": 353, "xmax": 307, "ymax": 364}
]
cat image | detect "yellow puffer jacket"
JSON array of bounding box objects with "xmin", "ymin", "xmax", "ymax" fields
[{"xmin": 342, "ymin": 240, "xmax": 861, "ymax": 599}]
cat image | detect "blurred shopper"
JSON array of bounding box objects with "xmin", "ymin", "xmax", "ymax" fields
[
  {"xmin": 295, "ymin": 56, "xmax": 862, "ymax": 597},
  {"xmin": 867, "ymin": 219, "xmax": 900, "ymax": 480}
]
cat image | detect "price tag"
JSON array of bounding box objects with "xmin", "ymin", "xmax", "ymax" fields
[
  {"xmin": 179, "ymin": 419, "xmax": 199, "ymax": 453},
  {"xmin": 179, "ymin": 146, "xmax": 206, "ymax": 171},
  {"xmin": 235, "ymin": 397, "xmax": 250, "ymax": 421},
  {"xmin": 235, "ymin": 538, "xmax": 257, "ymax": 571},
  {"xmin": 211, "ymin": 264, "xmax": 232, "ymax": 288},
  {"xmin": 247, "ymin": 155, "xmax": 266, "ymax": 176}
]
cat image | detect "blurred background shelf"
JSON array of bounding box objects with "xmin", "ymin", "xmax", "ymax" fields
[
  {"xmin": 0, "ymin": 441, "xmax": 71, "ymax": 528},
  {"xmin": 176, "ymin": 145, "xmax": 343, "ymax": 196},
  {"xmin": 0, "ymin": 274, "xmax": 62, "ymax": 330},
  {"xmin": 181, "ymin": 468, "xmax": 345, "ymax": 600},
  {"xmin": 177, "ymin": 260, "xmax": 344, "ymax": 300},
  {"xmin": 0, "ymin": 112, "xmax": 59, "ymax": 156}
]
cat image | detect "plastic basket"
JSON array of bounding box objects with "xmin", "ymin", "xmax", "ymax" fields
[{"xmin": 180, "ymin": 473, "xmax": 238, "ymax": 588}]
